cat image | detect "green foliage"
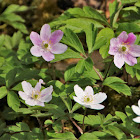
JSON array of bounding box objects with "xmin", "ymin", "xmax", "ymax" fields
[
  {"xmin": 103, "ymin": 77, "xmax": 131, "ymax": 96},
  {"xmin": 0, "ymin": 4, "xmax": 28, "ymax": 34},
  {"xmin": 0, "ymin": 86, "xmax": 7, "ymax": 99}
]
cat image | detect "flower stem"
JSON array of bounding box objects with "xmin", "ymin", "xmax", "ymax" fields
[
  {"xmin": 104, "ymin": 59, "xmax": 113, "ymax": 80},
  {"xmin": 82, "ymin": 108, "xmax": 87, "ymax": 133},
  {"xmin": 93, "ymin": 66, "xmax": 103, "ymax": 81}
]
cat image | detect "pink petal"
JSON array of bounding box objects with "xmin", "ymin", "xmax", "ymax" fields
[
  {"xmin": 18, "ymin": 91, "xmax": 29, "ymax": 100},
  {"xmin": 50, "ymin": 43, "xmax": 67, "ymax": 54},
  {"xmin": 49, "ymin": 30, "xmax": 63, "ymax": 45},
  {"xmin": 41, "ymin": 51, "xmax": 55, "ymax": 61},
  {"xmin": 35, "ymin": 79, "xmax": 44, "ymax": 91},
  {"xmin": 109, "ymin": 38, "xmax": 120, "ymax": 55},
  {"xmin": 30, "ymin": 46, "xmax": 42, "ymax": 57},
  {"xmin": 129, "ymin": 45, "xmax": 140, "ymax": 57},
  {"xmin": 124, "ymin": 53, "xmax": 137, "ymax": 66},
  {"xmin": 118, "ymin": 31, "xmax": 128, "ymax": 43},
  {"xmin": 133, "ymin": 116, "xmax": 140, "ymax": 123},
  {"xmin": 74, "ymin": 85, "xmax": 85, "ymax": 99},
  {"xmin": 89, "ymin": 104, "xmax": 105, "ymax": 110},
  {"xmin": 40, "ymin": 24, "xmax": 51, "ymax": 41},
  {"xmin": 39, "ymin": 85, "xmax": 53, "ymax": 102},
  {"xmin": 30, "ymin": 31, "xmax": 42, "ymax": 46},
  {"xmin": 85, "ymin": 86, "xmax": 94, "ymax": 95},
  {"xmin": 125, "ymin": 33, "xmax": 136, "ymax": 45},
  {"xmin": 114, "ymin": 53, "xmax": 125, "ymax": 69},
  {"xmin": 93, "ymin": 92, "xmax": 107, "ymax": 104},
  {"xmin": 21, "ymin": 81, "xmax": 33, "ymax": 95},
  {"xmin": 132, "ymin": 105, "xmax": 140, "ymax": 116}
]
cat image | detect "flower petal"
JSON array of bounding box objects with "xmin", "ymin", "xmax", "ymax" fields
[
  {"xmin": 114, "ymin": 53, "xmax": 125, "ymax": 69},
  {"xmin": 41, "ymin": 51, "xmax": 55, "ymax": 61},
  {"xmin": 132, "ymin": 105, "xmax": 140, "ymax": 116},
  {"xmin": 50, "ymin": 43, "xmax": 67, "ymax": 54},
  {"xmin": 25, "ymin": 98, "xmax": 44, "ymax": 106},
  {"xmin": 133, "ymin": 116, "xmax": 140, "ymax": 123},
  {"xmin": 129, "ymin": 45, "xmax": 140, "ymax": 57},
  {"xmin": 35, "ymin": 79, "xmax": 44, "ymax": 92},
  {"xmin": 30, "ymin": 46, "xmax": 42, "ymax": 57},
  {"xmin": 89, "ymin": 104, "xmax": 105, "ymax": 110},
  {"xmin": 39, "ymin": 85, "xmax": 53, "ymax": 102},
  {"xmin": 85, "ymin": 86, "xmax": 94, "ymax": 95},
  {"xmin": 93, "ymin": 92, "xmax": 107, "ymax": 104},
  {"xmin": 125, "ymin": 33, "xmax": 136, "ymax": 45},
  {"xmin": 49, "ymin": 30, "xmax": 63, "ymax": 45},
  {"xmin": 74, "ymin": 85, "xmax": 85, "ymax": 99},
  {"xmin": 109, "ymin": 38, "xmax": 120, "ymax": 55},
  {"xmin": 40, "ymin": 24, "xmax": 51, "ymax": 41},
  {"xmin": 118, "ymin": 31, "xmax": 128, "ymax": 43},
  {"xmin": 30, "ymin": 31, "xmax": 42, "ymax": 46},
  {"xmin": 138, "ymin": 99, "xmax": 140, "ymax": 108},
  {"xmin": 21, "ymin": 81, "xmax": 33, "ymax": 95},
  {"xmin": 124, "ymin": 53, "xmax": 137, "ymax": 66},
  {"xmin": 73, "ymin": 96, "xmax": 84, "ymax": 105},
  {"xmin": 18, "ymin": 91, "xmax": 29, "ymax": 100}
]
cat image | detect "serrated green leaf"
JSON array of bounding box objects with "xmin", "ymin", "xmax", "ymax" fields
[
  {"xmin": 0, "ymin": 86, "xmax": 7, "ymax": 99},
  {"xmin": 75, "ymin": 59, "xmax": 85, "ymax": 74},
  {"xmin": 7, "ymin": 91, "xmax": 20, "ymax": 111},
  {"xmin": 79, "ymin": 132, "xmax": 99, "ymax": 140},
  {"xmin": 61, "ymin": 28, "xmax": 85, "ymax": 55}
]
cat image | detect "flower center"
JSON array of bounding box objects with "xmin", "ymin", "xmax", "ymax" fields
[
  {"xmin": 31, "ymin": 90, "xmax": 41, "ymax": 100},
  {"xmin": 83, "ymin": 95, "xmax": 93, "ymax": 103},
  {"xmin": 44, "ymin": 43, "xmax": 48, "ymax": 48},
  {"xmin": 121, "ymin": 46, "xmax": 126, "ymax": 52}
]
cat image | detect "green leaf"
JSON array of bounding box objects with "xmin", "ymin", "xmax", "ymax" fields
[
  {"xmin": 103, "ymin": 77, "xmax": 131, "ymax": 96},
  {"xmin": 93, "ymin": 28, "xmax": 114, "ymax": 58},
  {"xmin": 0, "ymin": 86, "xmax": 7, "ymax": 99},
  {"xmin": 61, "ymin": 28, "xmax": 85, "ymax": 55},
  {"xmin": 51, "ymin": 48, "xmax": 83, "ymax": 62},
  {"xmin": 83, "ymin": 6, "xmax": 110, "ymax": 27},
  {"xmin": 75, "ymin": 59, "xmax": 85, "ymax": 73},
  {"xmin": 79, "ymin": 132, "xmax": 99, "ymax": 140},
  {"xmin": 85, "ymin": 24, "xmax": 97, "ymax": 53},
  {"xmin": 44, "ymin": 120, "xmax": 53, "ymax": 125},
  {"xmin": 7, "ymin": 91, "xmax": 20, "ymax": 111},
  {"xmin": 121, "ymin": 0, "xmax": 138, "ymax": 5},
  {"xmin": 84, "ymin": 57, "xmax": 94, "ymax": 71},
  {"xmin": 71, "ymin": 103, "xmax": 82, "ymax": 113},
  {"xmin": 107, "ymin": 125, "xmax": 127, "ymax": 140},
  {"xmin": 0, "ymin": 34, "xmax": 5, "ymax": 47},
  {"xmin": 117, "ymin": 23, "xmax": 140, "ymax": 33},
  {"xmin": 109, "ymin": 0, "xmax": 119, "ymax": 26},
  {"xmin": 47, "ymin": 132, "xmax": 76, "ymax": 140}
]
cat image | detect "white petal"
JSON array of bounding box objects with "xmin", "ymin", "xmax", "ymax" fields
[
  {"xmin": 18, "ymin": 91, "xmax": 29, "ymax": 100},
  {"xmin": 132, "ymin": 105, "xmax": 140, "ymax": 116},
  {"xmin": 35, "ymin": 79, "xmax": 44, "ymax": 91},
  {"xmin": 93, "ymin": 92, "xmax": 107, "ymax": 104},
  {"xmin": 30, "ymin": 46, "xmax": 42, "ymax": 57},
  {"xmin": 133, "ymin": 116, "xmax": 140, "ymax": 123},
  {"xmin": 25, "ymin": 98, "xmax": 36, "ymax": 106},
  {"xmin": 74, "ymin": 85, "xmax": 85, "ymax": 99},
  {"xmin": 73, "ymin": 96, "xmax": 83, "ymax": 105},
  {"xmin": 114, "ymin": 53, "xmax": 125, "ymax": 69},
  {"xmin": 85, "ymin": 86, "xmax": 94, "ymax": 95},
  {"xmin": 21, "ymin": 81, "xmax": 33, "ymax": 95},
  {"xmin": 138, "ymin": 99, "xmax": 140, "ymax": 108},
  {"xmin": 39, "ymin": 85, "xmax": 53, "ymax": 102},
  {"xmin": 89, "ymin": 104, "xmax": 105, "ymax": 110}
]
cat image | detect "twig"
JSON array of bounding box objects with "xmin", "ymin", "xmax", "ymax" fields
[
  {"xmin": 93, "ymin": 66, "xmax": 103, "ymax": 81},
  {"xmin": 69, "ymin": 117, "xmax": 83, "ymax": 134}
]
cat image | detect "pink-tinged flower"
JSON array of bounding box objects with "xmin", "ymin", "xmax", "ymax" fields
[
  {"xmin": 132, "ymin": 99, "xmax": 140, "ymax": 123},
  {"xmin": 30, "ymin": 24, "xmax": 67, "ymax": 61},
  {"xmin": 73, "ymin": 85, "xmax": 107, "ymax": 110},
  {"xmin": 18, "ymin": 79, "xmax": 53, "ymax": 107},
  {"xmin": 109, "ymin": 31, "xmax": 140, "ymax": 69}
]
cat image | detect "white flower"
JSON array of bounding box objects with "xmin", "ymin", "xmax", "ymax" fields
[
  {"xmin": 132, "ymin": 99, "xmax": 140, "ymax": 123},
  {"xmin": 18, "ymin": 79, "xmax": 53, "ymax": 107},
  {"xmin": 73, "ymin": 85, "xmax": 107, "ymax": 110}
]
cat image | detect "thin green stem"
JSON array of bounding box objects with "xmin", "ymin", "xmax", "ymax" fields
[
  {"xmin": 93, "ymin": 66, "xmax": 103, "ymax": 81},
  {"xmin": 104, "ymin": 59, "xmax": 113, "ymax": 80},
  {"xmin": 82, "ymin": 108, "xmax": 87, "ymax": 133}
]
